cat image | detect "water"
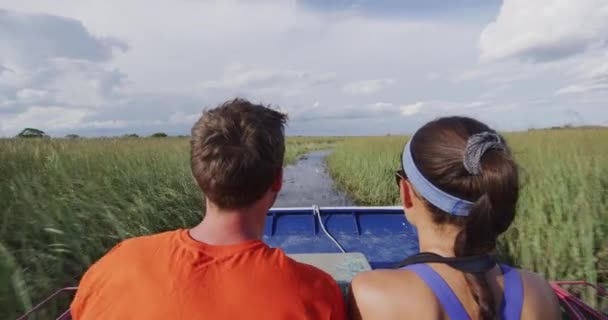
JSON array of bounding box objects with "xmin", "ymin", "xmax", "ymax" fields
[{"xmin": 274, "ymin": 150, "xmax": 354, "ymax": 207}]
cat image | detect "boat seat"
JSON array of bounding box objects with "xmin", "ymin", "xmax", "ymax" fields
[{"xmin": 288, "ymin": 252, "xmax": 372, "ymax": 296}]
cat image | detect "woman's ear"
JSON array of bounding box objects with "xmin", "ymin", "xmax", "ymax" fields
[{"xmin": 400, "ymin": 180, "xmax": 414, "ymax": 208}]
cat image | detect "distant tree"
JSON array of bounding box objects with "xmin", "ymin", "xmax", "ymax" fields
[
  {"xmin": 17, "ymin": 128, "xmax": 48, "ymax": 138},
  {"xmin": 65, "ymin": 134, "xmax": 80, "ymax": 139},
  {"xmin": 122, "ymin": 133, "xmax": 140, "ymax": 138},
  {"xmin": 150, "ymin": 132, "xmax": 168, "ymax": 138}
]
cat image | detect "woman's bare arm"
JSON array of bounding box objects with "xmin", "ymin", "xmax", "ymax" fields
[{"xmin": 520, "ymin": 270, "xmax": 562, "ymax": 320}]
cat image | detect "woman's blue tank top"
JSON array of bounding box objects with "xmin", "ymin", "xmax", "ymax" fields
[{"xmin": 400, "ymin": 263, "xmax": 524, "ymax": 319}]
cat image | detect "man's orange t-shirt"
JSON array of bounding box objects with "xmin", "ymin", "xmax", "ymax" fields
[{"xmin": 70, "ymin": 229, "xmax": 346, "ymax": 320}]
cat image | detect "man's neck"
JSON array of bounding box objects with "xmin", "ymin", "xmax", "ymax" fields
[{"xmin": 189, "ymin": 203, "xmax": 266, "ymax": 246}]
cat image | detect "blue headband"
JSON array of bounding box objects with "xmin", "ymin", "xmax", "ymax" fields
[{"xmin": 402, "ymin": 138, "xmax": 474, "ymax": 216}]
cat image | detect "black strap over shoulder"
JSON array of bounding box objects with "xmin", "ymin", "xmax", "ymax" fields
[{"xmin": 397, "ymin": 252, "xmax": 497, "ymax": 273}]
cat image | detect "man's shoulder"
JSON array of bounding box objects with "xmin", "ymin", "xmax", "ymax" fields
[
  {"xmin": 85, "ymin": 230, "xmax": 181, "ymax": 272},
  {"xmin": 70, "ymin": 230, "xmax": 182, "ymax": 318},
  {"xmin": 73, "ymin": 230, "xmax": 180, "ymax": 295},
  {"xmin": 116, "ymin": 229, "xmax": 180, "ymax": 251}
]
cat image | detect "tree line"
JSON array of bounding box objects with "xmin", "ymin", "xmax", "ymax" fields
[{"xmin": 15, "ymin": 128, "xmax": 181, "ymax": 139}]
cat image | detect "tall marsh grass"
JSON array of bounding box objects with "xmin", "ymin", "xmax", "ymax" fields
[
  {"xmin": 327, "ymin": 129, "xmax": 608, "ymax": 295},
  {"xmin": 0, "ymin": 136, "xmax": 337, "ymax": 319}
]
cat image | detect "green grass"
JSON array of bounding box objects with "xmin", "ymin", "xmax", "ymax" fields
[
  {"xmin": 285, "ymin": 137, "xmax": 341, "ymax": 165},
  {"xmin": 0, "ymin": 136, "xmax": 337, "ymax": 319},
  {"xmin": 327, "ymin": 129, "xmax": 608, "ymax": 305}
]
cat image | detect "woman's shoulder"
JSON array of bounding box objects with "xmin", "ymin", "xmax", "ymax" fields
[
  {"xmin": 349, "ymin": 269, "xmax": 442, "ymax": 320},
  {"xmin": 514, "ymin": 268, "xmax": 562, "ymax": 319}
]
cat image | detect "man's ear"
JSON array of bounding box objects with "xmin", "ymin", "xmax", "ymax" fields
[
  {"xmin": 400, "ymin": 180, "xmax": 414, "ymax": 208},
  {"xmin": 271, "ymin": 168, "xmax": 283, "ymax": 192}
]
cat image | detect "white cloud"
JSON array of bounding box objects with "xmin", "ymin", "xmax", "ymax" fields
[
  {"xmin": 366, "ymin": 102, "xmax": 423, "ymax": 117},
  {"xmin": 0, "ymin": 106, "xmax": 164, "ymax": 135},
  {"xmin": 45, "ymin": 58, "xmax": 125, "ymax": 108},
  {"xmin": 0, "ymin": 9, "xmax": 131, "ymax": 135},
  {"xmin": 556, "ymin": 83, "xmax": 608, "ymax": 95},
  {"xmin": 397, "ymin": 100, "xmax": 513, "ymax": 117},
  {"xmin": 0, "ymin": 2, "xmax": 483, "ymax": 135},
  {"xmin": 454, "ymin": 62, "xmax": 540, "ymax": 83},
  {"xmin": 289, "ymin": 101, "xmax": 416, "ymax": 121},
  {"xmin": 555, "ymin": 52, "xmax": 608, "ymax": 95},
  {"xmin": 400, "ymin": 102, "xmax": 423, "ymax": 116},
  {"xmin": 479, "ymin": 85, "xmax": 511, "ymax": 99},
  {"xmin": 15, "ymin": 88, "xmax": 49, "ymax": 104},
  {"xmin": 367, "ymin": 101, "xmax": 439, "ymax": 117},
  {"xmin": 0, "ymin": 9, "xmax": 126, "ymax": 67},
  {"xmin": 343, "ymin": 79, "xmax": 395, "ymax": 95},
  {"xmin": 0, "ymin": 1, "xmax": 606, "ymax": 136},
  {"xmin": 479, "ymin": 0, "xmax": 608, "ymax": 62},
  {"xmin": 200, "ymin": 64, "xmax": 336, "ymax": 96},
  {"xmin": 0, "ymin": 10, "xmax": 127, "ymax": 109},
  {"xmin": 86, "ymin": 119, "xmax": 162, "ymax": 130},
  {"xmin": 168, "ymin": 111, "xmax": 201, "ymax": 126},
  {"xmin": 0, "ymin": 107, "xmax": 88, "ymax": 133},
  {"xmin": 369, "ymin": 102, "xmax": 396, "ymax": 112}
]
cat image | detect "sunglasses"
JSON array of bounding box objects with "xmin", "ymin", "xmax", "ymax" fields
[{"xmin": 394, "ymin": 169, "xmax": 407, "ymax": 186}]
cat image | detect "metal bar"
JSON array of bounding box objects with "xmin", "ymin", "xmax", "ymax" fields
[
  {"xmin": 56, "ymin": 309, "xmax": 72, "ymax": 320},
  {"xmin": 269, "ymin": 212, "xmax": 276, "ymax": 236},
  {"xmin": 271, "ymin": 206, "xmax": 403, "ymax": 211},
  {"xmin": 551, "ymin": 281, "xmax": 607, "ymax": 296},
  {"xmin": 16, "ymin": 287, "xmax": 77, "ymax": 320},
  {"xmin": 551, "ymin": 284, "xmax": 586, "ymax": 320},
  {"xmin": 551, "ymin": 282, "xmax": 608, "ymax": 320},
  {"xmin": 352, "ymin": 210, "xmax": 361, "ymax": 236},
  {"xmin": 312, "ymin": 206, "xmax": 317, "ymax": 235}
]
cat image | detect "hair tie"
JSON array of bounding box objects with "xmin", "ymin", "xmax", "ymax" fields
[{"xmin": 463, "ymin": 132, "xmax": 505, "ymax": 175}]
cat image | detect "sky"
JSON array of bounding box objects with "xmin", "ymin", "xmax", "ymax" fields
[{"xmin": 1, "ymin": 0, "xmax": 607, "ymax": 137}]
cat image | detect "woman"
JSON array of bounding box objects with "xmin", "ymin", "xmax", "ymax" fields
[{"xmin": 349, "ymin": 117, "xmax": 560, "ymax": 319}]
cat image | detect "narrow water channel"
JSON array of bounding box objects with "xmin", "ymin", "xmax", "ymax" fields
[{"xmin": 273, "ymin": 150, "xmax": 354, "ymax": 207}]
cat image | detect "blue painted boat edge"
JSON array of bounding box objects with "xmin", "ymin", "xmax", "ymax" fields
[{"xmin": 264, "ymin": 206, "xmax": 419, "ymax": 269}]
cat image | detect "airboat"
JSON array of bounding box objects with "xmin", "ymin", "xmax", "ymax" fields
[{"xmin": 18, "ymin": 206, "xmax": 608, "ymax": 319}]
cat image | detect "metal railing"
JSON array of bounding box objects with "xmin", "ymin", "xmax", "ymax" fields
[{"xmin": 16, "ymin": 287, "xmax": 77, "ymax": 320}]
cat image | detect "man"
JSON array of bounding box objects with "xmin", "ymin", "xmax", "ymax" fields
[{"xmin": 71, "ymin": 98, "xmax": 346, "ymax": 319}]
